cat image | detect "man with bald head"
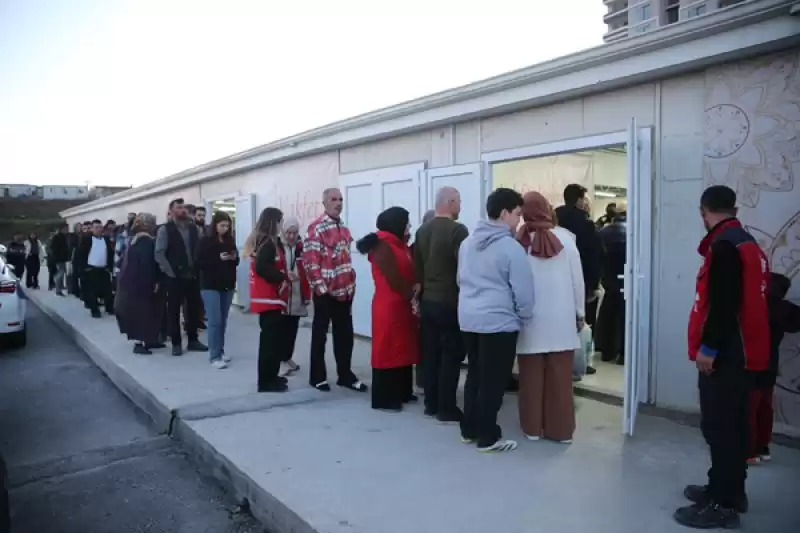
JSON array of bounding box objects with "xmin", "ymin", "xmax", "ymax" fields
[
  {"xmin": 303, "ymin": 188, "xmax": 366, "ymax": 393},
  {"xmin": 414, "ymin": 186, "xmax": 469, "ymax": 423}
]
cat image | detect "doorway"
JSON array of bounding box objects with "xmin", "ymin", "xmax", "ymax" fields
[
  {"xmin": 204, "ymin": 195, "xmax": 255, "ymax": 309},
  {"xmin": 484, "ymin": 123, "xmax": 653, "ymax": 435}
]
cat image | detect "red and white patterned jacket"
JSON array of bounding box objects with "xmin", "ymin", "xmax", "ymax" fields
[{"xmin": 302, "ymin": 214, "xmax": 356, "ymax": 301}]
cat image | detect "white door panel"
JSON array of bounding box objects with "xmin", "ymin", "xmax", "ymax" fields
[
  {"xmin": 622, "ymin": 121, "xmax": 653, "ymax": 437},
  {"xmin": 234, "ymin": 195, "xmax": 255, "ymax": 310},
  {"xmin": 341, "ymin": 163, "xmax": 424, "ymax": 337},
  {"xmin": 424, "ymin": 164, "xmax": 483, "ymax": 236}
]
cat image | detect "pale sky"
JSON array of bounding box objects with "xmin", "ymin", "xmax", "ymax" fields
[{"xmin": 0, "ymin": 0, "xmax": 606, "ymax": 187}]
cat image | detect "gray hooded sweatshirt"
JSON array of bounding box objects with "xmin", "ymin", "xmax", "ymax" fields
[{"xmin": 457, "ymin": 219, "xmax": 535, "ymax": 334}]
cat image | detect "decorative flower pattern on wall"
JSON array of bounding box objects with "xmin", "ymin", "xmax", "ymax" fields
[
  {"xmin": 703, "ymin": 51, "xmax": 800, "ymax": 207},
  {"xmin": 746, "ymin": 211, "xmax": 800, "ymax": 281}
]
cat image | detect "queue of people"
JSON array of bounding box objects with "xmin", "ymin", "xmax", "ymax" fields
[{"xmin": 33, "ymin": 181, "xmax": 797, "ymax": 530}]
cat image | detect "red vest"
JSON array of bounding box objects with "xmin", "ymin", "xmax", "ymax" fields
[
  {"xmin": 250, "ymin": 240, "xmax": 311, "ymax": 314},
  {"xmin": 687, "ymin": 218, "xmax": 770, "ymax": 370}
]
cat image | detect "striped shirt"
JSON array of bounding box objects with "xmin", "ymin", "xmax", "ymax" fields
[{"xmin": 302, "ymin": 214, "xmax": 356, "ymax": 301}]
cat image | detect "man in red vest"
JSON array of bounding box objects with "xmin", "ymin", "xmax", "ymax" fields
[{"xmin": 675, "ymin": 185, "xmax": 770, "ymax": 530}]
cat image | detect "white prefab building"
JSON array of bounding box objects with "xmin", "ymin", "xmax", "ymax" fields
[{"xmin": 61, "ymin": 0, "xmax": 800, "ymax": 436}]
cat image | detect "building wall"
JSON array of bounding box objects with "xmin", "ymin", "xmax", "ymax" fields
[{"xmin": 701, "ymin": 49, "xmax": 800, "ymax": 434}]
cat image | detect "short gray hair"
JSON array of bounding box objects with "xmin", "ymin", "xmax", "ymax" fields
[
  {"xmin": 434, "ymin": 186, "xmax": 459, "ymax": 208},
  {"xmin": 135, "ymin": 212, "xmax": 157, "ymax": 229}
]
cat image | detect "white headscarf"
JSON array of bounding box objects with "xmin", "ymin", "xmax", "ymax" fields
[{"xmin": 283, "ymin": 216, "xmax": 300, "ymax": 232}]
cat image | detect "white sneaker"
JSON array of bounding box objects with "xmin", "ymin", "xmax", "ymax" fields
[
  {"xmin": 525, "ymin": 435, "xmax": 541, "ymax": 441},
  {"xmin": 477, "ymin": 439, "xmax": 518, "ymax": 453},
  {"xmin": 222, "ymin": 354, "xmax": 232, "ymax": 363},
  {"xmin": 211, "ymin": 360, "xmax": 228, "ymax": 370}
]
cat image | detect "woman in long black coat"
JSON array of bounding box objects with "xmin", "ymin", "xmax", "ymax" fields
[{"xmin": 115, "ymin": 213, "xmax": 165, "ymax": 355}]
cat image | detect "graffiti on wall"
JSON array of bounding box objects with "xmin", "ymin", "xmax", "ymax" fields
[
  {"xmin": 703, "ymin": 49, "xmax": 800, "ymax": 432},
  {"xmin": 277, "ymin": 190, "xmax": 325, "ymax": 231}
]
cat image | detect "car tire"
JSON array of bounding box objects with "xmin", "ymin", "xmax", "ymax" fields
[{"xmin": 8, "ymin": 328, "xmax": 26, "ymax": 349}]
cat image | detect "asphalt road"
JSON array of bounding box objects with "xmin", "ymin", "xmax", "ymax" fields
[{"xmin": 0, "ymin": 302, "xmax": 263, "ymax": 533}]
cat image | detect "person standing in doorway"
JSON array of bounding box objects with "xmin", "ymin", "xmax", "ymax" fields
[
  {"xmin": 75, "ymin": 220, "xmax": 115, "ymax": 318},
  {"xmin": 155, "ymin": 198, "xmax": 208, "ymax": 356},
  {"xmin": 196, "ymin": 211, "xmax": 239, "ymax": 369},
  {"xmin": 675, "ymin": 185, "xmax": 770, "ymax": 530},
  {"xmin": 246, "ymin": 207, "xmax": 290, "ymax": 392},
  {"xmin": 595, "ymin": 202, "xmax": 627, "ymax": 365},
  {"xmin": 458, "ymin": 188, "xmax": 534, "ymax": 453},
  {"xmin": 555, "ymin": 184, "xmax": 602, "ymax": 375},
  {"xmin": 303, "ymin": 188, "xmax": 367, "ymax": 393},
  {"xmin": 279, "ymin": 216, "xmax": 311, "ymax": 377},
  {"xmin": 414, "ymin": 187, "xmax": 468, "ymax": 423},
  {"xmin": 24, "ymin": 233, "xmax": 42, "ymax": 289},
  {"xmin": 49, "ymin": 223, "xmax": 70, "ymax": 296}
]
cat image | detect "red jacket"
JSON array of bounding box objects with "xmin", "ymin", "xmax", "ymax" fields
[
  {"xmin": 687, "ymin": 218, "xmax": 770, "ymax": 371},
  {"xmin": 368, "ymin": 231, "xmax": 420, "ymax": 369},
  {"xmin": 250, "ymin": 240, "xmax": 311, "ymax": 314}
]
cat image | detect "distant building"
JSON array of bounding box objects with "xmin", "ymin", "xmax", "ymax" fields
[
  {"xmin": 0, "ymin": 185, "xmax": 37, "ymax": 198},
  {"xmin": 41, "ymin": 185, "xmax": 89, "ymax": 200},
  {"xmin": 88, "ymin": 186, "xmax": 131, "ymax": 200}
]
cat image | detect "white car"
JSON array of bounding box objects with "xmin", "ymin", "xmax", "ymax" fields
[{"xmin": 0, "ymin": 244, "xmax": 26, "ymax": 348}]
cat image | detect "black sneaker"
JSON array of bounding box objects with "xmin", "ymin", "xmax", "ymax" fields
[
  {"xmin": 133, "ymin": 344, "xmax": 152, "ymax": 355},
  {"xmin": 404, "ymin": 395, "xmax": 419, "ymax": 404},
  {"xmin": 673, "ymin": 502, "xmax": 740, "ymax": 529},
  {"xmin": 91, "ymin": 310, "xmax": 102, "ymax": 319},
  {"xmin": 683, "ymin": 485, "xmax": 748, "ymax": 514},
  {"xmin": 436, "ymin": 409, "xmax": 464, "ymax": 424},
  {"xmin": 760, "ymin": 446, "xmax": 772, "ymax": 462},
  {"xmin": 337, "ymin": 379, "xmax": 368, "ymax": 392},
  {"xmin": 258, "ymin": 380, "xmax": 288, "ymax": 393},
  {"xmin": 171, "ymin": 346, "xmax": 183, "ymax": 356},
  {"xmin": 424, "ymin": 407, "xmax": 438, "ymax": 418},
  {"xmin": 312, "ymin": 381, "xmax": 331, "ymax": 392},
  {"xmin": 586, "ymin": 366, "xmax": 597, "ymax": 375},
  {"xmin": 186, "ymin": 340, "xmax": 208, "ymax": 352}
]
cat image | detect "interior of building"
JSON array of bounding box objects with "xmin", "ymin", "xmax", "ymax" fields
[{"xmin": 492, "ymin": 147, "xmax": 629, "ymax": 397}]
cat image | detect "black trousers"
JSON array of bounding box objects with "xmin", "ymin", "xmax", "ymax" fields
[
  {"xmin": 699, "ymin": 367, "xmax": 749, "ymax": 508},
  {"xmin": 47, "ymin": 258, "xmax": 56, "ymax": 289},
  {"xmin": 420, "ymin": 301, "xmax": 465, "ymax": 416},
  {"xmin": 596, "ymin": 288, "xmax": 624, "ymax": 362},
  {"xmin": 281, "ymin": 315, "xmax": 301, "ymax": 362},
  {"xmin": 166, "ymin": 277, "xmax": 201, "ymax": 346},
  {"xmin": 460, "ymin": 331, "xmax": 518, "ymax": 448},
  {"xmin": 372, "ymin": 366, "xmax": 413, "ymax": 409},
  {"xmin": 82, "ymin": 267, "xmax": 112, "ymax": 314},
  {"xmin": 309, "ymin": 294, "xmax": 356, "ymax": 386},
  {"xmin": 258, "ymin": 310, "xmax": 284, "ymax": 388},
  {"xmin": 25, "ymin": 256, "xmax": 40, "ymax": 288}
]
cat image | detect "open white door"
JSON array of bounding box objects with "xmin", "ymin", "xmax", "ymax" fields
[
  {"xmin": 234, "ymin": 194, "xmax": 256, "ymax": 310},
  {"xmin": 341, "ymin": 163, "xmax": 424, "ymax": 337},
  {"xmin": 622, "ymin": 120, "xmax": 653, "ymax": 436},
  {"xmin": 424, "ymin": 163, "xmax": 483, "ymax": 235}
]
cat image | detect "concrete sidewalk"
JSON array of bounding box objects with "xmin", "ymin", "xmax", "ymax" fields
[{"xmin": 26, "ymin": 288, "xmax": 800, "ymax": 533}]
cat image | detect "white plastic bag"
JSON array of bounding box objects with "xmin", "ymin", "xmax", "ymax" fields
[{"xmin": 573, "ymin": 325, "xmax": 593, "ymax": 378}]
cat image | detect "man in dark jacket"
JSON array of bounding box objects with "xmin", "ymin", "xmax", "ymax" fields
[
  {"xmin": 555, "ymin": 184, "xmax": 602, "ymax": 374},
  {"xmin": 675, "ymin": 185, "xmax": 770, "ymax": 530},
  {"xmin": 74, "ymin": 219, "xmax": 115, "ymax": 318},
  {"xmin": 155, "ymin": 198, "xmax": 207, "ymax": 356},
  {"xmin": 596, "ymin": 205, "xmax": 626, "ymax": 364},
  {"xmin": 49, "ymin": 223, "xmax": 71, "ymax": 295}
]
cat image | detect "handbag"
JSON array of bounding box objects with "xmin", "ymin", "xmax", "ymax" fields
[{"xmin": 573, "ymin": 324, "xmax": 594, "ymax": 378}]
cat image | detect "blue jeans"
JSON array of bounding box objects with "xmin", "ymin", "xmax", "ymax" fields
[{"xmin": 201, "ymin": 289, "xmax": 234, "ymax": 362}]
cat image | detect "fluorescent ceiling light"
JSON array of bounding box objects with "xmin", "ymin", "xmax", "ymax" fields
[{"xmin": 595, "ymin": 191, "xmax": 617, "ymax": 198}]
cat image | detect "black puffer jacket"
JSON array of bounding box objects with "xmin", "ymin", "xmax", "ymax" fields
[{"xmin": 555, "ymin": 204, "xmax": 602, "ymax": 293}]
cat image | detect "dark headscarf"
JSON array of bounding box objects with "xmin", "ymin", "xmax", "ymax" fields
[{"xmin": 356, "ymin": 206, "xmax": 410, "ymax": 254}]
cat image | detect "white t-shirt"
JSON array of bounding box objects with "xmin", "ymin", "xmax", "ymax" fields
[{"xmin": 88, "ymin": 237, "xmax": 107, "ymax": 268}]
